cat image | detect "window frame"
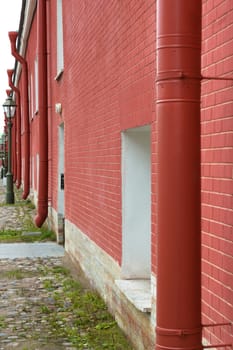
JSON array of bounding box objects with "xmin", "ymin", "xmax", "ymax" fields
[{"xmin": 55, "ymin": 0, "xmax": 64, "ymax": 80}]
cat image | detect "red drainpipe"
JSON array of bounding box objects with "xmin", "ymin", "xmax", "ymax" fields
[
  {"xmin": 34, "ymin": 0, "xmax": 48, "ymax": 227},
  {"xmin": 8, "ymin": 31, "xmax": 30, "ymax": 199},
  {"xmin": 156, "ymin": 1, "xmax": 202, "ymax": 350},
  {"xmin": 3, "ymin": 113, "xmax": 7, "ymax": 170},
  {"xmin": 5, "ymin": 90, "xmax": 13, "ymax": 175},
  {"xmin": 7, "ymin": 69, "xmax": 22, "ymax": 189},
  {"xmin": 12, "ymin": 114, "xmax": 16, "ymax": 182}
]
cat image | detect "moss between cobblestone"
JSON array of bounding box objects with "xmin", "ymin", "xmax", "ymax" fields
[
  {"xmin": 0, "ymin": 187, "xmax": 56, "ymax": 243},
  {"xmin": 0, "ymin": 316, "xmax": 6, "ymax": 329},
  {"xmin": 38, "ymin": 266, "xmax": 133, "ymax": 349},
  {"xmin": 0, "ymin": 227, "xmax": 56, "ymax": 243},
  {"xmin": 0, "ymin": 269, "xmax": 37, "ymax": 280},
  {"xmin": 0, "ymin": 259, "xmax": 133, "ymax": 349}
]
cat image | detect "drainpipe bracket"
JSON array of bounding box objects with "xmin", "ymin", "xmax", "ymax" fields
[
  {"xmin": 203, "ymin": 344, "xmax": 232, "ymax": 349},
  {"xmin": 156, "ymin": 326, "xmax": 202, "ymax": 337},
  {"xmin": 156, "ymin": 71, "xmax": 201, "ymax": 82}
]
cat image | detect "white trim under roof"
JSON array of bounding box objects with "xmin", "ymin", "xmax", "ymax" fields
[{"xmin": 14, "ymin": 0, "xmax": 37, "ymax": 87}]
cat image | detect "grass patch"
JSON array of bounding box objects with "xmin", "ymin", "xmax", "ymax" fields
[
  {"xmin": 21, "ymin": 229, "xmax": 56, "ymax": 242},
  {"xmin": 38, "ymin": 267, "xmax": 133, "ymax": 349},
  {"xmin": 0, "ymin": 269, "xmax": 36, "ymax": 280},
  {"xmin": 0, "ymin": 316, "xmax": 6, "ymax": 328},
  {"xmin": 0, "ymin": 228, "xmax": 56, "ymax": 243},
  {"xmin": 0, "ymin": 184, "xmax": 57, "ymax": 243},
  {"xmin": 0, "ymin": 186, "xmax": 55, "ymax": 243},
  {"xmin": 0, "ymin": 264, "xmax": 133, "ymax": 349},
  {"xmin": 0, "ymin": 229, "xmax": 22, "ymax": 242},
  {"xmin": 25, "ymin": 199, "xmax": 36, "ymax": 209},
  {"xmin": 3, "ymin": 269, "xmax": 25, "ymax": 279}
]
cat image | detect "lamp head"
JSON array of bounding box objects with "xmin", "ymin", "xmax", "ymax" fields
[{"xmin": 2, "ymin": 96, "xmax": 16, "ymax": 118}]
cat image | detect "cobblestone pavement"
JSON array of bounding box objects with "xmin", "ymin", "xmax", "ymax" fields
[
  {"xmin": 0, "ymin": 181, "xmax": 34, "ymax": 232},
  {"xmin": 0, "ymin": 257, "xmax": 76, "ymax": 350},
  {"xmin": 0, "ymin": 181, "xmax": 133, "ymax": 350},
  {"xmin": 0, "ymin": 181, "xmax": 75, "ymax": 349}
]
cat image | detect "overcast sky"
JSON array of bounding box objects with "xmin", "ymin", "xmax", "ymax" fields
[{"xmin": 0, "ymin": 0, "xmax": 22, "ymax": 133}]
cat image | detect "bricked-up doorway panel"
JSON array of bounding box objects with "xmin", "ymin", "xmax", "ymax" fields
[
  {"xmin": 58, "ymin": 123, "xmax": 64, "ymax": 216},
  {"xmin": 121, "ymin": 125, "xmax": 151, "ymax": 279}
]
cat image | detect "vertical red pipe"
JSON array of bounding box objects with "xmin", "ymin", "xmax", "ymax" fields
[
  {"xmin": 34, "ymin": 0, "xmax": 48, "ymax": 227},
  {"xmin": 12, "ymin": 116, "xmax": 16, "ymax": 182},
  {"xmin": 7, "ymin": 69, "xmax": 22, "ymax": 189},
  {"xmin": 156, "ymin": 1, "xmax": 202, "ymax": 350},
  {"xmin": 9, "ymin": 31, "xmax": 30, "ymax": 199}
]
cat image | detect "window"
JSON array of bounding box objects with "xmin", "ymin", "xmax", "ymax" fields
[
  {"xmin": 56, "ymin": 0, "xmax": 64, "ymax": 79},
  {"xmin": 34, "ymin": 57, "xmax": 38, "ymax": 113},
  {"xmin": 30, "ymin": 74, "xmax": 34, "ymax": 119},
  {"xmin": 31, "ymin": 156, "xmax": 34, "ymax": 189},
  {"xmin": 58, "ymin": 123, "xmax": 64, "ymax": 215}
]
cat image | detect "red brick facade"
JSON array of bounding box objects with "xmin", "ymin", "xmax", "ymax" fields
[
  {"xmin": 201, "ymin": 0, "xmax": 233, "ymax": 345},
  {"xmin": 8, "ymin": 1, "xmax": 232, "ymax": 348}
]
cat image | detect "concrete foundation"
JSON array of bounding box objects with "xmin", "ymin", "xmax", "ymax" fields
[{"xmin": 65, "ymin": 219, "xmax": 156, "ymax": 350}]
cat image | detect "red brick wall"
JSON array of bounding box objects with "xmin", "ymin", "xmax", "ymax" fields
[
  {"xmin": 19, "ymin": 1, "xmax": 232, "ymax": 346},
  {"xmin": 17, "ymin": 12, "xmax": 38, "ymax": 192},
  {"xmin": 62, "ymin": 0, "xmax": 155, "ymax": 264},
  {"xmin": 201, "ymin": 0, "xmax": 233, "ymax": 346}
]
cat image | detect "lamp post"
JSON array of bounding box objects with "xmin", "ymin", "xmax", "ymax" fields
[
  {"xmin": 2, "ymin": 96, "xmax": 16, "ymax": 204},
  {"xmin": 2, "ymin": 132, "xmax": 7, "ymax": 177},
  {"xmin": 3, "ymin": 132, "xmax": 8, "ymax": 177},
  {"xmin": 0, "ymin": 135, "xmax": 3, "ymax": 178}
]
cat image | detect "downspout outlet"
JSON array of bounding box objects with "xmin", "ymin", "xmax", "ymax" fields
[{"xmin": 34, "ymin": 201, "xmax": 48, "ymax": 228}]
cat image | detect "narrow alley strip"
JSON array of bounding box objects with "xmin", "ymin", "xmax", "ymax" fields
[{"xmin": 0, "ymin": 181, "xmax": 133, "ymax": 350}]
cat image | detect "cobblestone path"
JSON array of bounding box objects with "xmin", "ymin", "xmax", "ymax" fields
[
  {"xmin": 0, "ymin": 257, "xmax": 75, "ymax": 350},
  {"xmin": 0, "ymin": 256, "xmax": 133, "ymax": 350},
  {"xmin": 0, "ymin": 182, "xmax": 35, "ymax": 232},
  {"xmin": 0, "ymin": 181, "xmax": 133, "ymax": 350}
]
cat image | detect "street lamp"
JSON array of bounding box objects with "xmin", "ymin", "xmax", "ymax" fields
[
  {"xmin": 1, "ymin": 132, "xmax": 7, "ymax": 177},
  {"xmin": 3, "ymin": 132, "xmax": 8, "ymax": 177},
  {"xmin": 2, "ymin": 95, "xmax": 16, "ymax": 204},
  {"xmin": 0, "ymin": 135, "xmax": 3, "ymax": 178}
]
